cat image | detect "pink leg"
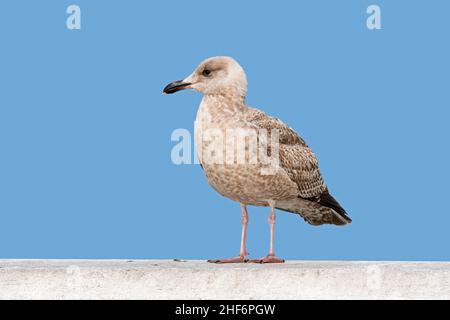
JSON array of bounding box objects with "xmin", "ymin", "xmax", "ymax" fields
[
  {"xmin": 208, "ymin": 204, "xmax": 249, "ymax": 263},
  {"xmin": 249, "ymin": 207, "xmax": 285, "ymax": 264},
  {"xmin": 239, "ymin": 205, "xmax": 249, "ymax": 257}
]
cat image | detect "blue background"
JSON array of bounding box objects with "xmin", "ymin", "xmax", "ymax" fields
[{"xmin": 0, "ymin": 1, "xmax": 449, "ymax": 260}]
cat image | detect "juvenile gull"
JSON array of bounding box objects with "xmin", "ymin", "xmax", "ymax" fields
[{"xmin": 163, "ymin": 56, "xmax": 351, "ymax": 263}]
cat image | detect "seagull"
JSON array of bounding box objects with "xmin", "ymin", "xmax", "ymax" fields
[{"xmin": 163, "ymin": 56, "xmax": 351, "ymax": 263}]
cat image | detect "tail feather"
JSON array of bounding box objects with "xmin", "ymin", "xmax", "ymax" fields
[
  {"xmin": 315, "ymin": 190, "xmax": 352, "ymax": 225},
  {"xmin": 275, "ymin": 190, "xmax": 351, "ymax": 226}
]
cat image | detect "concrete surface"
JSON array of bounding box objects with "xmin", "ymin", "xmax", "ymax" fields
[{"xmin": 0, "ymin": 260, "xmax": 449, "ymax": 299}]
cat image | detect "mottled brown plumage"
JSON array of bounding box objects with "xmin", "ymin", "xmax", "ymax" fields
[
  {"xmin": 164, "ymin": 56, "xmax": 350, "ymax": 263},
  {"xmin": 245, "ymin": 107, "xmax": 351, "ymax": 225}
]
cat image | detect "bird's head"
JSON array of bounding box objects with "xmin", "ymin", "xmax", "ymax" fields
[{"xmin": 163, "ymin": 56, "xmax": 247, "ymax": 99}]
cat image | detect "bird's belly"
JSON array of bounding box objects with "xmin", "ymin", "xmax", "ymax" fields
[{"xmin": 202, "ymin": 164, "xmax": 298, "ymax": 206}]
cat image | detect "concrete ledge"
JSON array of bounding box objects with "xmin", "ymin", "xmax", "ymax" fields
[{"xmin": 0, "ymin": 260, "xmax": 449, "ymax": 299}]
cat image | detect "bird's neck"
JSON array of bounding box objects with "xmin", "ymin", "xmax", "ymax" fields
[
  {"xmin": 202, "ymin": 93, "xmax": 246, "ymax": 113},
  {"xmin": 195, "ymin": 94, "xmax": 246, "ymax": 130}
]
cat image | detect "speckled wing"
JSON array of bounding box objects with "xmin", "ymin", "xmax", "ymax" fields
[
  {"xmin": 278, "ymin": 144, "xmax": 327, "ymax": 198},
  {"xmin": 245, "ymin": 107, "xmax": 327, "ymax": 198},
  {"xmin": 245, "ymin": 107, "xmax": 306, "ymax": 145}
]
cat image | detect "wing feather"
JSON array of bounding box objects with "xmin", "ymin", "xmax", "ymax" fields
[{"xmin": 245, "ymin": 107, "xmax": 327, "ymax": 198}]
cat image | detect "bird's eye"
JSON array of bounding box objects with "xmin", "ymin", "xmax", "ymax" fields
[{"xmin": 202, "ymin": 69, "xmax": 211, "ymax": 76}]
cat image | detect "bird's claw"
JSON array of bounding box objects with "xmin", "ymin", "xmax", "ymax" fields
[
  {"xmin": 207, "ymin": 255, "xmax": 249, "ymax": 264},
  {"xmin": 248, "ymin": 255, "xmax": 285, "ymax": 264}
]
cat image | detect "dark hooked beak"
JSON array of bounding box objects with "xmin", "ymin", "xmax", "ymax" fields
[{"xmin": 163, "ymin": 80, "xmax": 192, "ymax": 94}]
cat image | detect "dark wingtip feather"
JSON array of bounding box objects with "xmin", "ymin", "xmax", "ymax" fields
[{"xmin": 318, "ymin": 190, "xmax": 351, "ymax": 225}]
